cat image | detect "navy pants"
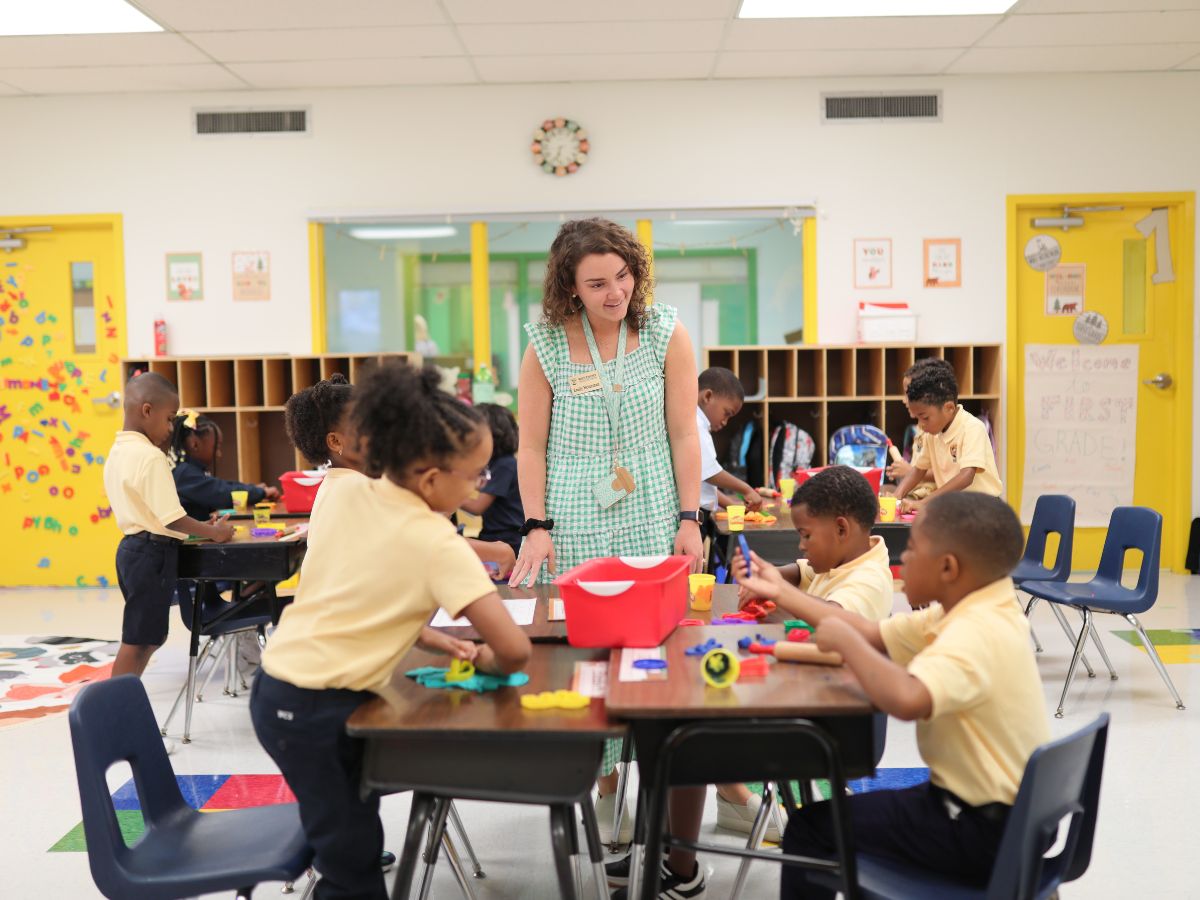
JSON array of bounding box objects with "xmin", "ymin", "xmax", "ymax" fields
[
  {"xmin": 780, "ymin": 782, "xmax": 1008, "ymax": 898},
  {"xmin": 250, "ymin": 672, "xmax": 387, "ymax": 900}
]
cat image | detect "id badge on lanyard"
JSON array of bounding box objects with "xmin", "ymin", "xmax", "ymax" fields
[{"xmin": 581, "ymin": 314, "xmax": 636, "ymax": 509}]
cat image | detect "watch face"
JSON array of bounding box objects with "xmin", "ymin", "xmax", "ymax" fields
[{"xmin": 541, "ymin": 126, "xmax": 578, "ymax": 166}]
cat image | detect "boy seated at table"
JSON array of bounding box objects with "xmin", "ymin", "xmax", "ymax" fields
[
  {"xmin": 252, "ymin": 362, "xmax": 531, "ymax": 900},
  {"xmin": 736, "ymin": 493, "xmax": 1049, "ymax": 898},
  {"xmin": 893, "ymin": 364, "xmax": 1001, "ymax": 514},
  {"xmin": 717, "ymin": 465, "xmax": 894, "ymax": 838}
]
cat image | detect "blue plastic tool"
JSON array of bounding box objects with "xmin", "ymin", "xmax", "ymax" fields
[
  {"xmin": 685, "ymin": 638, "xmax": 722, "ymax": 657},
  {"xmin": 633, "ymin": 658, "xmax": 667, "ymax": 670}
]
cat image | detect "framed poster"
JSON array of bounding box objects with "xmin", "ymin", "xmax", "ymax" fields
[
  {"xmin": 853, "ymin": 238, "xmax": 892, "ymax": 289},
  {"xmin": 923, "ymin": 238, "xmax": 961, "ymax": 287},
  {"xmin": 166, "ymin": 252, "xmax": 203, "ymax": 301},
  {"xmin": 1045, "ymin": 263, "xmax": 1086, "ymax": 316},
  {"xmin": 233, "ymin": 251, "xmax": 271, "ymax": 301}
]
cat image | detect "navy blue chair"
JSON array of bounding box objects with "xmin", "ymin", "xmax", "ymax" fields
[
  {"xmin": 1022, "ymin": 506, "xmax": 1185, "ymax": 718},
  {"xmin": 69, "ymin": 675, "xmax": 313, "ymax": 899},
  {"xmin": 810, "ymin": 714, "xmax": 1110, "ymax": 900},
  {"xmin": 1012, "ymin": 495, "xmax": 1085, "ymax": 660}
]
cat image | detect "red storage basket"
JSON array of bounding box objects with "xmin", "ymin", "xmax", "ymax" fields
[
  {"xmin": 793, "ymin": 466, "xmax": 883, "ymax": 495},
  {"xmin": 554, "ymin": 555, "xmax": 690, "ymax": 648},
  {"xmin": 279, "ymin": 471, "xmax": 325, "ymax": 513}
]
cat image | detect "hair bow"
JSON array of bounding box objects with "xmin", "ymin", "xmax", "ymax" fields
[{"xmin": 177, "ymin": 408, "xmax": 198, "ymax": 429}]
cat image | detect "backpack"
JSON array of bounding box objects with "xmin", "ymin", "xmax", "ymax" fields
[
  {"xmin": 768, "ymin": 422, "xmax": 815, "ymax": 490},
  {"xmin": 830, "ymin": 424, "xmax": 890, "ymax": 469},
  {"xmin": 725, "ymin": 419, "xmax": 765, "ymax": 491}
]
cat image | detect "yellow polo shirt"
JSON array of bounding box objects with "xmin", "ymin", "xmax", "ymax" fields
[
  {"xmin": 910, "ymin": 405, "xmax": 1001, "ymax": 496},
  {"xmin": 262, "ymin": 474, "xmax": 496, "ymax": 693},
  {"xmin": 798, "ymin": 536, "xmax": 893, "ymax": 621},
  {"xmin": 880, "ymin": 577, "xmax": 1049, "ymax": 806},
  {"xmin": 102, "ymin": 431, "xmax": 187, "ymax": 539}
]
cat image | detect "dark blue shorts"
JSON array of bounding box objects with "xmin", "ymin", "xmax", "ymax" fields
[{"xmin": 115, "ymin": 533, "xmax": 179, "ymax": 646}]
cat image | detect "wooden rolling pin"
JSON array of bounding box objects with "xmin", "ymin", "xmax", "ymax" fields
[
  {"xmin": 748, "ymin": 641, "xmax": 843, "ymax": 667},
  {"xmin": 887, "ymin": 443, "xmax": 903, "ymax": 464}
]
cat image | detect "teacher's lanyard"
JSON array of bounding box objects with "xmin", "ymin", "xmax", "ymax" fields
[{"xmin": 580, "ymin": 313, "xmax": 628, "ymax": 472}]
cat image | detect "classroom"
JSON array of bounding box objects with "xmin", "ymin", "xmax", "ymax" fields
[{"xmin": 0, "ymin": 1, "xmax": 1196, "ymax": 898}]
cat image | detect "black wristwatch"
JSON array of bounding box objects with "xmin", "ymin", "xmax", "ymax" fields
[
  {"xmin": 678, "ymin": 510, "xmax": 701, "ymax": 523},
  {"xmin": 520, "ymin": 517, "xmax": 554, "ymax": 536}
]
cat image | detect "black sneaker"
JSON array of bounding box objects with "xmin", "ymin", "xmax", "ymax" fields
[
  {"xmin": 610, "ymin": 859, "xmax": 707, "ymax": 899},
  {"xmin": 605, "ymin": 848, "xmax": 670, "ymax": 887},
  {"xmin": 380, "ymin": 851, "xmax": 396, "ymax": 873}
]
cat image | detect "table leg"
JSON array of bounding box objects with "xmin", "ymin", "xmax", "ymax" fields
[
  {"xmin": 391, "ymin": 792, "xmax": 435, "ymax": 900},
  {"xmin": 182, "ymin": 581, "xmax": 206, "ymax": 744},
  {"xmin": 417, "ymin": 799, "xmax": 452, "ymax": 900},
  {"xmin": 548, "ymin": 805, "xmax": 579, "ymax": 900},
  {"xmin": 578, "ymin": 797, "xmax": 608, "ymax": 900}
]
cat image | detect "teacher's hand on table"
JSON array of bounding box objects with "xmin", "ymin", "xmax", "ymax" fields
[
  {"xmin": 508, "ymin": 528, "xmax": 555, "ymax": 588},
  {"xmin": 674, "ymin": 521, "xmax": 703, "ymax": 574}
]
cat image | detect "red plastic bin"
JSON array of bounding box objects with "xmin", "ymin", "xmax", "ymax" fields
[
  {"xmin": 793, "ymin": 466, "xmax": 883, "ymax": 495},
  {"xmin": 279, "ymin": 471, "xmax": 325, "ymax": 513},
  {"xmin": 554, "ymin": 555, "xmax": 691, "ymax": 648}
]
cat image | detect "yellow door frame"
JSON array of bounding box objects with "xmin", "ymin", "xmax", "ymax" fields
[
  {"xmin": 308, "ymin": 221, "xmax": 327, "ymax": 353},
  {"xmin": 803, "ymin": 216, "xmax": 818, "ymax": 344},
  {"xmin": 1005, "ymin": 191, "xmax": 1195, "ymax": 570}
]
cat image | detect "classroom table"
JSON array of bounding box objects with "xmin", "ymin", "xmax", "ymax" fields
[
  {"xmin": 217, "ymin": 501, "xmax": 310, "ymax": 521},
  {"xmin": 347, "ymin": 644, "xmax": 625, "ymax": 900},
  {"xmin": 714, "ymin": 505, "xmax": 913, "ymax": 567},
  {"xmin": 606, "ymin": 620, "xmax": 878, "ymax": 900}
]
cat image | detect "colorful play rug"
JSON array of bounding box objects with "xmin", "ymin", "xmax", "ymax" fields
[
  {"xmin": 0, "ymin": 635, "xmax": 117, "ymax": 727},
  {"xmin": 1111, "ymin": 628, "xmax": 1200, "ymax": 664}
]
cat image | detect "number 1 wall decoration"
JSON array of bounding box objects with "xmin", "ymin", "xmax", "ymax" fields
[{"xmin": 854, "ymin": 238, "xmax": 892, "ymax": 289}]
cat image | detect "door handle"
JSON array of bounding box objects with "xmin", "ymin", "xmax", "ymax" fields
[
  {"xmin": 92, "ymin": 391, "xmax": 121, "ymax": 409},
  {"xmin": 1142, "ymin": 373, "xmax": 1173, "ymax": 390}
]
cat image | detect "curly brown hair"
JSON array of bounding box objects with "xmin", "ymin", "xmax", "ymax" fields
[{"xmin": 541, "ymin": 218, "xmax": 653, "ymax": 330}]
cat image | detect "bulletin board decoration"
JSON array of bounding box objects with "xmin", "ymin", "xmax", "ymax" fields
[
  {"xmin": 1045, "ymin": 263, "xmax": 1086, "ymax": 316},
  {"xmin": 232, "ymin": 251, "xmax": 270, "ymax": 302},
  {"xmin": 166, "ymin": 252, "xmax": 203, "ymax": 302},
  {"xmin": 853, "ymin": 238, "xmax": 892, "ymax": 289},
  {"xmin": 923, "ymin": 238, "xmax": 961, "ymax": 288}
]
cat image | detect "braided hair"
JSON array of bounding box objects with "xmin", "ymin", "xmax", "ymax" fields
[
  {"xmin": 284, "ymin": 373, "xmax": 355, "ymax": 465},
  {"xmin": 354, "ymin": 362, "xmax": 485, "ymax": 479},
  {"xmin": 168, "ymin": 412, "xmax": 220, "ymax": 470}
]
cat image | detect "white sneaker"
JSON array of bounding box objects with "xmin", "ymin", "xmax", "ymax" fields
[
  {"xmin": 716, "ymin": 793, "xmax": 781, "ymax": 843},
  {"xmin": 595, "ymin": 791, "xmax": 634, "ymax": 845},
  {"xmin": 162, "ymin": 736, "xmax": 177, "ymax": 756}
]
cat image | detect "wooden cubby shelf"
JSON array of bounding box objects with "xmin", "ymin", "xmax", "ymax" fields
[
  {"xmin": 123, "ymin": 352, "xmax": 420, "ymax": 484},
  {"xmin": 704, "ymin": 343, "xmax": 1002, "ymax": 485}
]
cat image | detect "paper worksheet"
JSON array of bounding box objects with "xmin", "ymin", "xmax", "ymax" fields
[
  {"xmin": 572, "ymin": 661, "xmax": 609, "ymax": 698},
  {"xmin": 617, "ymin": 647, "xmax": 667, "ymax": 683},
  {"xmin": 430, "ymin": 597, "xmax": 536, "ymax": 628},
  {"xmin": 548, "ymin": 598, "xmax": 566, "ymax": 621}
]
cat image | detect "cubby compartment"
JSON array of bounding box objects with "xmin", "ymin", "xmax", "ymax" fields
[
  {"xmin": 948, "ymin": 346, "xmax": 972, "ymax": 395},
  {"xmin": 766, "ymin": 348, "xmax": 796, "ymax": 398},
  {"xmin": 827, "ymin": 400, "xmax": 885, "ymax": 462},
  {"xmin": 258, "ymin": 411, "xmax": 295, "ymax": 486},
  {"xmin": 884, "ymin": 400, "xmax": 916, "ymax": 455},
  {"xmin": 736, "ymin": 349, "xmax": 765, "ymax": 400},
  {"xmin": 123, "ymin": 360, "xmax": 150, "ymax": 381},
  {"xmin": 960, "ymin": 398, "xmax": 1002, "ymax": 460},
  {"xmin": 796, "ymin": 349, "xmax": 823, "ymax": 397},
  {"xmin": 235, "ymin": 358, "xmax": 264, "ymax": 408},
  {"xmin": 320, "ymin": 356, "xmax": 350, "ymax": 380},
  {"xmin": 884, "ymin": 347, "xmax": 914, "ymax": 396},
  {"xmin": 914, "ymin": 346, "xmax": 943, "ymax": 363},
  {"xmin": 206, "ymin": 412, "xmax": 239, "ymax": 482},
  {"xmin": 148, "ymin": 358, "xmax": 179, "ymax": 388},
  {"xmin": 178, "ymin": 359, "xmax": 207, "ymax": 409},
  {"xmin": 235, "ymin": 411, "xmax": 263, "ymax": 484},
  {"xmin": 706, "ymin": 348, "xmax": 736, "ymax": 373},
  {"xmin": 714, "ymin": 401, "xmax": 765, "ymax": 487},
  {"xmin": 349, "ymin": 355, "xmax": 381, "ymax": 384},
  {"xmin": 769, "ymin": 401, "xmax": 825, "ymax": 468},
  {"xmin": 855, "ymin": 348, "xmax": 884, "ymax": 397},
  {"xmin": 973, "ymin": 345, "xmax": 1002, "ymax": 395},
  {"xmin": 264, "ymin": 358, "xmax": 293, "ymax": 408},
  {"xmin": 291, "ymin": 357, "xmax": 320, "ymax": 392},
  {"xmin": 205, "ymin": 359, "xmax": 235, "ymax": 408},
  {"xmin": 825, "ymin": 348, "xmax": 855, "ymax": 397}
]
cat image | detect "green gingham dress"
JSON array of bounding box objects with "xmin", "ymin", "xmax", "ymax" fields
[{"xmin": 525, "ymin": 304, "xmax": 682, "ymax": 775}]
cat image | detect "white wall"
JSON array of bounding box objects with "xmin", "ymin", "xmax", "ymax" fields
[{"xmin": 1, "ymin": 72, "xmax": 1197, "ymax": 519}]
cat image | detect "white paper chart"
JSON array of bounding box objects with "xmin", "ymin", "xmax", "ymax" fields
[{"xmin": 430, "ymin": 598, "xmax": 536, "ymax": 628}]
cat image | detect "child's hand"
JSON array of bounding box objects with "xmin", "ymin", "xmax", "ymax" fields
[
  {"xmin": 899, "ymin": 497, "xmax": 925, "ymax": 515},
  {"xmin": 259, "ymin": 484, "xmax": 281, "ymax": 501},
  {"xmin": 211, "ymin": 515, "xmax": 235, "ymax": 543},
  {"xmin": 419, "ymin": 626, "xmax": 479, "ymax": 661},
  {"xmin": 886, "ymin": 458, "xmax": 912, "ymax": 481},
  {"xmin": 732, "ymin": 549, "xmax": 783, "ymax": 601},
  {"xmin": 814, "ymin": 617, "xmax": 857, "ymax": 655},
  {"xmin": 744, "ymin": 489, "xmax": 765, "ymax": 512}
]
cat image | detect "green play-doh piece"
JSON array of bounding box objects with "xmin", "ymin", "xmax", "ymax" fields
[{"xmin": 783, "ymin": 619, "xmax": 813, "ymax": 632}]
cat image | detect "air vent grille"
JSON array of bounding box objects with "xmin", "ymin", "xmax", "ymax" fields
[
  {"xmin": 822, "ymin": 93, "xmax": 940, "ymax": 123},
  {"xmin": 195, "ymin": 109, "xmax": 309, "ymax": 135}
]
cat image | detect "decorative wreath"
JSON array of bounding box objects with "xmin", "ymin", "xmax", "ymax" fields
[{"xmin": 531, "ymin": 118, "xmax": 589, "ymax": 177}]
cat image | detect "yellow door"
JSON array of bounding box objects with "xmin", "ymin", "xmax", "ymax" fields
[
  {"xmin": 1008, "ymin": 193, "xmax": 1194, "ymax": 571},
  {"xmin": 1, "ymin": 215, "xmax": 127, "ymax": 587}
]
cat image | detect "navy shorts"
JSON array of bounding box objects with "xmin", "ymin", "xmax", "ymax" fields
[{"xmin": 115, "ymin": 534, "xmax": 180, "ymax": 646}]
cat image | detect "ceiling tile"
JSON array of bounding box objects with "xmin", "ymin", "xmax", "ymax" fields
[
  {"xmin": 1013, "ymin": 0, "xmax": 1200, "ymax": 12},
  {"xmin": 136, "ymin": 0, "xmax": 446, "ymax": 32},
  {"xmin": 444, "ymin": 0, "xmax": 735, "ymax": 24},
  {"xmin": 948, "ymin": 42, "xmax": 1200, "ymax": 72},
  {"xmin": 724, "ymin": 16, "xmax": 1002, "ymax": 51},
  {"xmin": 226, "ymin": 57, "xmax": 477, "ymax": 89},
  {"xmin": 0, "ymin": 64, "xmax": 247, "ymax": 95},
  {"xmin": 475, "ymin": 52, "xmax": 714, "ymax": 83},
  {"xmin": 715, "ymin": 48, "xmax": 961, "ymax": 77},
  {"xmin": 458, "ymin": 21, "xmax": 726, "ymax": 56},
  {"xmin": 186, "ymin": 27, "xmax": 462, "ymax": 63},
  {"xmin": 0, "ymin": 33, "xmax": 209, "ymax": 68},
  {"xmin": 1176, "ymin": 48, "xmax": 1200, "ymax": 65},
  {"xmin": 0, "ymin": 81, "xmax": 25, "ymax": 95},
  {"xmin": 982, "ymin": 11, "xmax": 1200, "ymax": 45}
]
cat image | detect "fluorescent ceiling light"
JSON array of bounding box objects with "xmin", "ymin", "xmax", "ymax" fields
[
  {"xmin": 738, "ymin": 0, "xmax": 1015, "ymax": 18},
  {"xmin": 0, "ymin": 0, "xmax": 163, "ymax": 35},
  {"xmin": 348, "ymin": 226, "xmax": 458, "ymax": 240}
]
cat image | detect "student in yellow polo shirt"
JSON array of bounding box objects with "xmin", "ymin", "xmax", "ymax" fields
[
  {"xmin": 894, "ymin": 365, "xmax": 1002, "ymax": 513},
  {"xmin": 736, "ymin": 492, "xmax": 1048, "ymax": 897},
  {"xmin": 251, "ymin": 362, "xmax": 532, "ymax": 900}
]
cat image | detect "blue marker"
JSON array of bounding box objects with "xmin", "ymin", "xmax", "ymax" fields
[{"xmin": 737, "ymin": 534, "xmax": 752, "ymax": 576}]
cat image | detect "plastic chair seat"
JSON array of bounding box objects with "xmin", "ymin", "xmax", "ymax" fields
[
  {"xmin": 1020, "ymin": 577, "xmax": 1147, "ymax": 614},
  {"xmin": 118, "ymin": 803, "xmax": 310, "ymax": 895},
  {"xmin": 848, "ymin": 853, "xmax": 988, "ymax": 900},
  {"xmin": 1010, "ymin": 558, "xmax": 1055, "ymax": 587}
]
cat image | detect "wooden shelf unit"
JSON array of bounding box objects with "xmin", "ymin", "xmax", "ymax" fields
[
  {"xmin": 123, "ymin": 352, "xmax": 420, "ymax": 485},
  {"xmin": 704, "ymin": 343, "xmax": 1002, "ymax": 483}
]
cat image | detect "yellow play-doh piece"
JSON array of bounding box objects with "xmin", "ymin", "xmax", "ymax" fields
[
  {"xmin": 520, "ymin": 690, "xmax": 591, "ymax": 710},
  {"xmin": 446, "ymin": 659, "xmax": 476, "ymax": 683},
  {"xmin": 701, "ymin": 648, "xmax": 740, "ymax": 689},
  {"xmin": 520, "ymin": 692, "xmax": 555, "ymax": 710},
  {"xmin": 553, "ymin": 689, "xmax": 591, "ymax": 709}
]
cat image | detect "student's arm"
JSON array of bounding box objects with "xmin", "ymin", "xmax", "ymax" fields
[
  {"xmin": 467, "ymin": 538, "xmax": 516, "ymax": 579},
  {"xmin": 459, "ymin": 493, "xmax": 496, "ymax": 516},
  {"xmin": 894, "ymin": 466, "xmax": 929, "ymax": 501},
  {"xmin": 707, "ymin": 469, "xmax": 764, "ymax": 511},
  {"xmin": 663, "ymin": 322, "xmax": 702, "ymax": 568},
  {"xmin": 510, "ymin": 346, "xmax": 554, "ymax": 587},
  {"xmin": 812, "ymin": 619, "xmax": 933, "ymax": 720},
  {"xmin": 175, "ymin": 464, "xmax": 264, "ymax": 515},
  {"xmin": 417, "ymin": 626, "xmax": 479, "ymax": 661},
  {"xmin": 458, "ymin": 592, "xmax": 532, "ymax": 675},
  {"xmin": 166, "ymin": 513, "xmax": 234, "ymax": 543}
]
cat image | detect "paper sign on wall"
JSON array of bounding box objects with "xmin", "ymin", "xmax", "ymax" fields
[
  {"xmin": 853, "ymin": 238, "xmax": 892, "ymax": 289},
  {"xmin": 1045, "ymin": 264, "xmax": 1085, "ymax": 316},
  {"xmin": 1020, "ymin": 344, "xmax": 1138, "ymax": 527},
  {"xmin": 923, "ymin": 238, "xmax": 961, "ymax": 287},
  {"xmin": 233, "ymin": 251, "xmax": 270, "ymax": 301},
  {"xmin": 166, "ymin": 253, "xmax": 203, "ymax": 301}
]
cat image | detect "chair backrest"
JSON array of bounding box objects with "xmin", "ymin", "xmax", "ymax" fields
[
  {"xmin": 1022, "ymin": 495, "xmax": 1076, "ymax": 581},
  {"xmin": 986, "ymin": 714, "xmax": 1110, "ymax": 899},
  {"xmin": 1094, "ymin": 507, "xmax": 1162, "ymax": 607},
  {"xmin": 69, "ymin": 676, "xmax": 191, "ymax": 895}
]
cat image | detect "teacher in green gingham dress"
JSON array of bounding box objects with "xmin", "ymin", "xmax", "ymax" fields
[{"xmin": 508, "ymin": 218, "xmax": 703, "ymax": 842}]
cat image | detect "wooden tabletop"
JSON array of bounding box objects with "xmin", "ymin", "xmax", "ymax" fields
[
  {"xmin": 713, "ymin": 500, "xmax": 795, "ymax": 535},
  {"xmin": 432, "ymin": 583, "xmax": 565, "ymax": 642},
  {"xmin": 346, "ymin": 644, "xmax": 622, "ymax": 739},
  {"xmin": 220, "ymin": 502, "xmax": 309, "ymax": 520},
  {"xmin": 605, "ymin": 622, "xmax": 873, "ymax": 719}
]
